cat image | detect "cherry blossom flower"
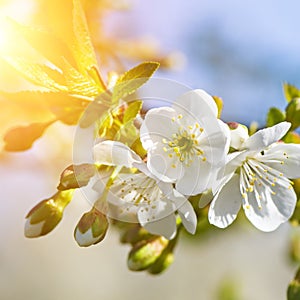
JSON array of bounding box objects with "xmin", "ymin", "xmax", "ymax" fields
[
  {"xmin": 92, "ymin": 141, "xmax": 197, "ymax": 239},
  {"xmin": 140, "ymin": 89, "xmax": 230, "ymax": 195},
  {"xmin": 209, "ymin": 121, "xmax": 300, "ymax": 231}
]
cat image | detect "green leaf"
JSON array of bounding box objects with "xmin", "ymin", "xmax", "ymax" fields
[
  {"xmin": 288, "ymin": 268, "xmax": 300, "ymax": 300},
  {"xmin": 266, "ymin": 107, "xmax": 286, "ymax": 127},
  {"xmin": 283, "ymin": 132, "xmax": 300, "ymax": 144},
  {"xmin": 283, "ymin": 83, "xmax": 300, "ymax": 103},
  {"xmin": 112, "ymin": 62, "xmax": 159, "ymax": 103},
  {"xmin": 123, "ymin": 101, "xmax": 143, "ymax": 124},
  {"xmin": 4, "ymin": 121, "xmax": 54, "ymax": 151},
  {"xmin": 8, "ymin": 18, "xmax": 77, "ymax": 70},
  {"xmin": 286, "ymin": 98, "xmax": 300, "ymax": 130},
  {"xmin": 57, "ymin": 164, "xmax": 96, "ymax": 191},
  {"xmin": 79, "ymin": 92, "xmax": 111, "ymax": 128}
]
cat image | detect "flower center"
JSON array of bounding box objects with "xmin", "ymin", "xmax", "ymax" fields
[
  {"xmin": 239, "ymin": 157, "xmax": 293, "ymax": 210},
  {"xmin": 162, "ymin": 117, "xmax": 206, "ymax": 167},
  {"xmin": 111, "ymin": 172, "xmax": 161, "ymax": 210}
]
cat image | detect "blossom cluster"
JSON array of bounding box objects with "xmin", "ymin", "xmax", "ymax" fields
[{"xmin": 85, "ymin": 89, "xmax": 300, "ymax": 240}]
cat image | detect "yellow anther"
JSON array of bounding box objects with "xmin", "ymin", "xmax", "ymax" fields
[
  {"xmin": 188, "ymin": 125, "xmax": 193, "ymax": 130},
  {"xmin": 178, "ymin": 114, "xmax": 183, "ymax": 119},
  {"xmin": 195, "ymin": 123, "xmax": 200, "ymax": 128},
  {"xmin": 163, "ymin": 147, "xmax": 168, "ymax": 152},
  {"xmin": 171, "ymin": 117, "xmax": 175, "ymax": 122},
  {"xmin": 200, "ymin": 127, "xmax": 204, "ymax": 132},
  {"xmin": 246, "ymin": 205, "xmax": 250, "ymax": 209},
  {"xmin": 194, "ymin": 140, "xmax": 199, "ymax": 145},
  {"xmin": 242, "ymin": 193, "xmax": 247, "ymax": 199},
  {"xmin": 168, "ymin": 154, "xmax": 173, "ymax": 158},
  {"xmin": 174, "ymin": 147, "xmax": 180, "ymax": 153},
  {"xmin": 171, "ymin": 164, "xmax": 176, "ymax": 168},
  {"xmin": 202, "ymin": 157, "xmax": 207, "ymax": 162},
  {"xmin": 191, "ymin": 134, "xmax": 196, "ymax": 138}
]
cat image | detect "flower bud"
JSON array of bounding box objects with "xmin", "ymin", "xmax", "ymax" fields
[
  {"xmin": 25, "ymin": 190, "xmax": 73, "ymax": 238},
  {"xmin": 147, "ymin": 251, "xmax": 174, "ymax": 275},
  {"xmin": 227, "ymin": 122, "xmax": 249, "ymax": 150},
  {"xmin": 127, "ymin": 236, "xmax": 169, "ymax": 271},
  {"xmin": 120, "ymin": 225, "xmax": 153, "ymax": 245},
  {"xmin": 74, "ymin": 209, "xmax": 108, "ymax": 247}
]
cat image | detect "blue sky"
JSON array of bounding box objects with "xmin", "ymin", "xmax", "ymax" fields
[{"xmin": 111, "ymin": 0, "xmax": 300, "ymax": 125}]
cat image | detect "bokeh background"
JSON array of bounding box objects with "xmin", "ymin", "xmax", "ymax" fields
[{"xmin": 1, "ymin": 0, "xmax": 300, "ymax": 299}]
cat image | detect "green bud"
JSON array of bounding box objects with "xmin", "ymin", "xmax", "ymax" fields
[
  {"xmin": 290, "ymin": 232, "xmax": 300, "ymax": 262},
  {"xmin": 25, "ymin": 190, "xmax": 73, "ymax": 238},
  {"xmin": 288, "ymin": 268, "xmax": 300, "ymax": 300},
  {"xmin": 74, "ymin": 209, "xmax": 108, "ymax": 247},
  {"xmin": 120, "ymin": 225, "xmax": 153, "ymax": 245},
  {"xmin": 127, "ymin": 236, "xmax": 169, "ymax": 271},
  {"xmin": 57, "ymin": 164, "xmax": 96, "ymax": 191},
  {"xmin": 147, "ymin": 251, "xmax": 174, "ymax": 275},
  {"xmin": 286, "ymin": 98, "xmax": 300, "ymax": 130}
]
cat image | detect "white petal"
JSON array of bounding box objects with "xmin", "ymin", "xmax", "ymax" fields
[
  {"xmin": 24, "ymin": 219, "xmax": 44, "ymax": 238},
  {"xmin": 175, "ymin": 157, "xmax": 215, "ymax": 195},
  {"xmin": 74, "ymin": 228, "xmax": 100, "ymax": 247},
  {"xmin": 263, "ymin": 143, "xmax": 300, "ymax": 179},
  {"xmin": 243, "ymin": 122, "xmax": 291, "ymax": 151},
  {"xmin": 137, "ymin": 200, "xmax": 177, "ymax": 240},
  {"xmin": 208, "ymin": 174, "xmax": 242, "ymax": 228},
  {"xmin": 243, "ymin": 182, "xmax": 297, "ymax": 232},
  {"xmin": 212, "ymin": 151, "xmax": 246, "ymax": 194},
  {"xmin": 164, "ymin": 188, "xmax": 197, "ymax": 234},
  {"xmin": 140, "ymin": 106, "xmax": 178, "ymax": 150},
  {"xmin": 199, "ymin": 189, "xmax": 213, "ymax": 208},
  {"xmin": 173, "ymin": 89, "xmax": 218, "ymax": 119},
  {"xmin": 146, "ymin": 145, "xmax": 185, "ymax": 183},
  {"xmin": 177, "ymin": 200, "xmax": 197, "ymax": 234},
  {"xmin": 199, "ymin": 119, "xmax": 230, "ymax": 165},
  {"xmin": 93, "ymin": 141, "xmax": 143, "ymax": 168}
]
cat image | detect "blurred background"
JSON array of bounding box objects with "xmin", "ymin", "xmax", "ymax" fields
[{"xmin": 1, "ymin": 0, "xmax": 300, "ymax": 299}]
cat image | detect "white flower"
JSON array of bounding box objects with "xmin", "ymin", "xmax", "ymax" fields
[
  {"xmin": 92, "ymin": 140, "xmax": 197, "ymax": 239},
  {"xmin": 209, "ymin": 122, "xmax": 300, "ymax": 231},
  {"xmin": 140, "ymin": 89, "xmax": 230, "ymax": 195}
]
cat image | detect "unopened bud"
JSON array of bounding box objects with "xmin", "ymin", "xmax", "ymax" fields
[
  {"xmin": 25, "ymin": 190, "xmax": 73, "ymax": 238},
  {"xmin": 120, "ymin": 225, "xmax": 153, "ymax": 245},
  {"xmin": 74, "ymin": 209, "xmax": 108, "ymax": 247},
  {"xmin": 147, "ymin": 251, "xmax": 174, "ymax": 275},
  {"xmin": 127, "ymin": 236, "xmax": 169, "ymax": 271},
  {"xmin": 227, "ymin": 122, "xmax": 249, "ymax": 150}
]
